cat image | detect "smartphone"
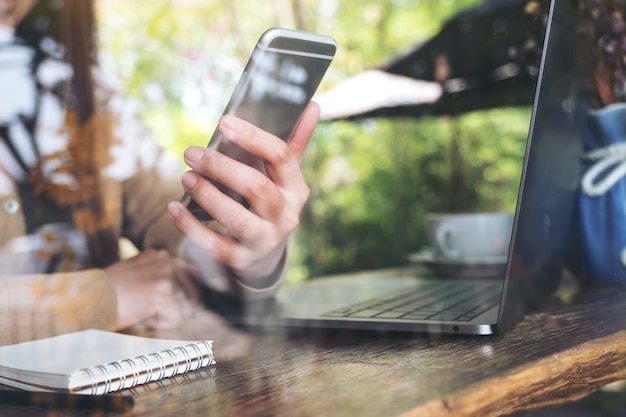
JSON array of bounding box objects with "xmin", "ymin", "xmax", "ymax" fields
[{"xmin": 181, "ymin": 28, "xmax": 337, "ymax": 221}]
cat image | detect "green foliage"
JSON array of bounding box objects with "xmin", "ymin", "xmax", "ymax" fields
[
  {"xmin": 292, "ymin": 107, "xmax": 530, "ymax": 279},
  {"xmin": 98, "ymin": 0, "xmax": 530, "ymax": 282},
  {"xmin": 97, "ymin": 0, "xmax": 486, "ymax": 149},
  {"xmin": 330, "ymin": 0, "xmax": 485, "ymax": 72}
]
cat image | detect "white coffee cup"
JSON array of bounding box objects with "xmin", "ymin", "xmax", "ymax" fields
[{"xmin": 426, "ymin": 212, "xmax": 514, "ymax": 262}]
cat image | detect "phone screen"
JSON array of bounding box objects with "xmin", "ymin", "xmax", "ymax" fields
[{"xmin": 183, "ymin": 28, "xmax": 336, "ymax": 220}]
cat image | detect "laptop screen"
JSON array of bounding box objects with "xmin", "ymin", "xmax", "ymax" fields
[{"xmin": 498, "ymin": 0, "xmax": 584, "ymax": 332}]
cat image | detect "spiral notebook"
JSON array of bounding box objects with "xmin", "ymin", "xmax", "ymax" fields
[{"xmin": 0, "ymin": 329, "xmax": 215, "ymax": 395}]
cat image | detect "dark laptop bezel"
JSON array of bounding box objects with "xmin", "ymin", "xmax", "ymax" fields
[{"xmin": 497, "ymin": 0, "xmax": 584, "ymax": 333}]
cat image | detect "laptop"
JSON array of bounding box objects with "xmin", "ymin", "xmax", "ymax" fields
[{"xmin": 211, "ymin": 0, "xmax": 585, "ymax": 336}]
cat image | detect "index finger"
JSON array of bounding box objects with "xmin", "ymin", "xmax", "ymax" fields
[{"xmin": 216, "ymin": 113, "xmax": 312, "ymax": 189}]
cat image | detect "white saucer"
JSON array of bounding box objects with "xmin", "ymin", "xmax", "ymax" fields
[{"xmin": 407, "ymin": 250, "xmax": 507, "ymax": 279}]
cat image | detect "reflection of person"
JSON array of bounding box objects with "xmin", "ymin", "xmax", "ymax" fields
[
  {"xmin": 0, "ymin": 0, "xmax": 317, "ymax": 343},
  {"xmin": 576, "ymin": 0, "xmax": 626, "ymax": 109},
  {"xmin": 567, "ymin": 0, "xmax": 626, "ymax": 282}
]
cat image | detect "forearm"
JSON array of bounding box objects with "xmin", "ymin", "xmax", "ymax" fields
[{"xmin": 0, "ymin": 270, "xmax": 117, "ymax": 346}]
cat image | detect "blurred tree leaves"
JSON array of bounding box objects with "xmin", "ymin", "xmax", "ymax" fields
[
  {"xmin": 296, "ymin": 108, "xmax": 529, "ymax": 278},
  {"xmin": 97, "ymin": 0, "xmax": 531, "ymax": 282}
]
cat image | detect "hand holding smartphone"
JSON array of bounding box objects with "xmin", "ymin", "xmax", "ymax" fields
[{"xmin": 181, "ymin": 28, "xmax": 337, "ymax": 221}]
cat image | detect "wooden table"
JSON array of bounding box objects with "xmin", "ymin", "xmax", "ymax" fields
[{"xmin": 1, "ymin": 271, "xmax": 626, "ymax": 417}]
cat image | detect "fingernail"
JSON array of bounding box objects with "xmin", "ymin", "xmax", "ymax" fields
[
  {"xmin": 182, "ymin": 171, "xmax": 199, "ymax": 188},
  {"xmin": 219, "ymin": 115, "xmax": 241, "ymax": 137},
  {"xmin": 167, "ymin": 201, "xmax": 181, "ymax": 218},
  {"xmin": 185, "ymin": 147, "xmax": 204, "ymax": 162}
]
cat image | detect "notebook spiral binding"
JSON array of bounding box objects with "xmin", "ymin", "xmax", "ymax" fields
[{"xmin": 76, "ymin": 340, "xmax": 215, "ymax": 395}]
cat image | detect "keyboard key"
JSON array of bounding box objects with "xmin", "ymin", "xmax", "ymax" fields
[
  {"xmin": 426, "ymin": 312, "xmax": 463, "ymax": 321},
  {"xmin": 401, "ymin": 312, "xmax": 434, "ymax": 320},
  {"xmin": 320, "ymin": 281, "xmax": 503, "ymax": 322},
  {"xmin": 349, "ymin": 309, "xmax": 384, "ymax": 318},
  {"xmin": 374, "ymin": 311, "xmax": 406, "ymax": 319}
]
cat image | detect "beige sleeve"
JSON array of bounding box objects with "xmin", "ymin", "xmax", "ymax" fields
[
  {"xmin": 121, "ymin": 155, "xmax": 185, "ymax": 255},
  {"xmin": 0, "ymin": 270, "xmax": 117, "ymax": 346},
  {"xmin": 101, "ymin": 83, "xmax": 186, "ymax": 255}
]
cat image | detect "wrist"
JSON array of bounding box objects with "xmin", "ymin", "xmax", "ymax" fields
[{"xmin": 227, "ymin": 247, "xmax": 288, "ymax": 291}]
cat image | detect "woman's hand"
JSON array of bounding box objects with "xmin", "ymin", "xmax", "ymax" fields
[
  {"xmin": 167, "ymin": 102, "xmax": 320, "ymax": 284},
  {"xmin": 105, "ymin": 249, "xmax": 200, "ymax": 329}
]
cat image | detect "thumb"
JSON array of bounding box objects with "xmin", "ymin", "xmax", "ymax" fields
[{"xmin": 288, "ymin": 101, "xmax": 320, "ymax": 162}]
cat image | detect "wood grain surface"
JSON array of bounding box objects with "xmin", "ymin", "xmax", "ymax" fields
[{"xmin": 1, "ymin": 279, "xmax": 625, "ymax": 417}]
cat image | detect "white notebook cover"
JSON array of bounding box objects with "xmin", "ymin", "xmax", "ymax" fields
[{"xmin": 0, "ymin": 329, "xmax": 215, "ymax": 394}]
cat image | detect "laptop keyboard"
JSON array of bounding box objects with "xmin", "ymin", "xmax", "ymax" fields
[{"xmin": 322, "ymin": 280, "xmax": 501, "ymax": 322}]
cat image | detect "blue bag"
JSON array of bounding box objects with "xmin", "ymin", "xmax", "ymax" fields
[{"xmin": 570, "ymin": 103, "xmax": 626, "ymax": 283}]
